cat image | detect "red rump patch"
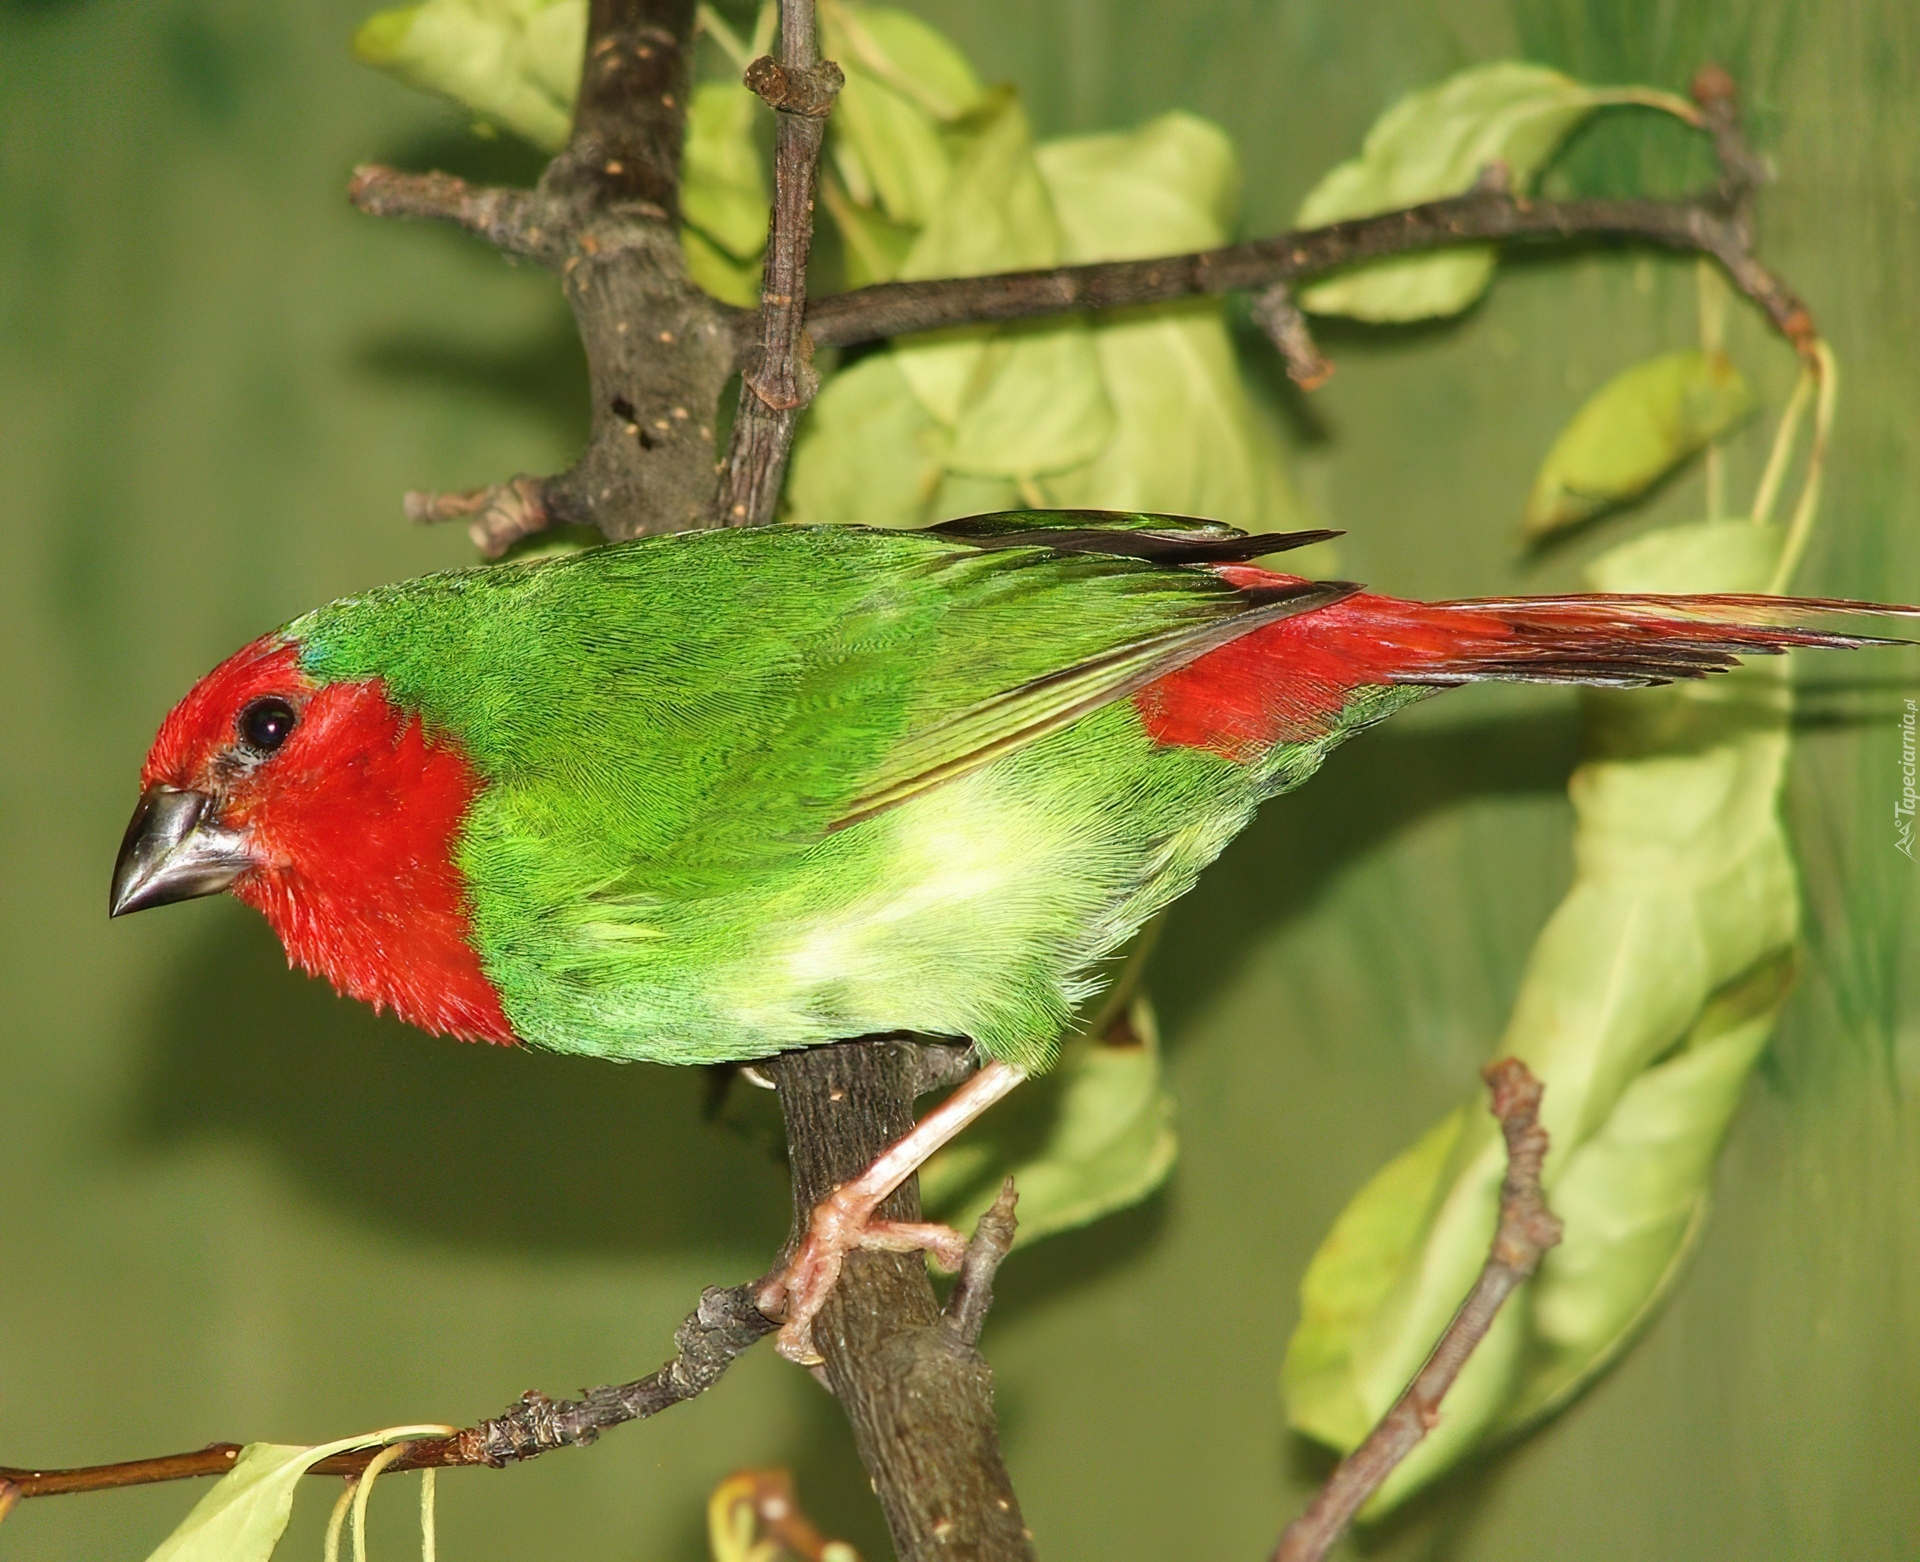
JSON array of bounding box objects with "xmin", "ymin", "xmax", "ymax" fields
[
  {"xmin": 1134, "ymin": 568, "xmax": 1438, "ymax": 757},
  {"xmin": 142, "ymin": 637, "xmax": 515, "ymax": 1045}
]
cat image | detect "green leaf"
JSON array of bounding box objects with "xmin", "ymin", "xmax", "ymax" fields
[
  {"xmin": 1036, "ymin": 117, "xmax": 1305, "ymax": 533},
  {"xmin": 1284, "ymin": 516, "xmax": 1798, "ymax": 1513},
  {"xmin": 1297, "ymin": 63, "xmax": 1627, "ymax": 321},
  {"xmin": 354, "ymin": 0, "xmax": 584, "ymax": 151},
  {"xmin": 681, "ymin": 80, "xmax": 769, "ymax": 263},
  {"xmin": 144, "ymin": 1428, "xmax": 430, "ymax": 1562},
  {"xmin": 1282, "ymin": 1107, "xmax": 1468, "ymax": 1449},
  {"xmin": 1524, "ymin": 350, "xmax": 1755, "ymax": 536},
  {"xmin": 822, "ymin": 1, "xmax": 984, "ymax": 122},
  {"xmin": 793, "ymin": 43, "xmax": 1301, "ymax": 530},
  {"xmin": 1510, "ymin": 953, "xmax": 1792, "ymax": 1426},
  {"xmin": 819, "ymin": 3, "xmax": 980, "ymax": 230},
  {"xmin": 1037, "ymin": 302, "xmax": 1305, "ymax": 534},
  {"xmin": 922, "ymin": 995, "xmax": 1177, "ymax": 1248},
  {"xmin": 786, "ymin": 352, "xmax": 951, "ymax": 527},
  {"xmin": 680, "ymin": 225, "xmax": 763, "ymax": 309},
  {"xmin": 1037, "ymin": 111, "xmax": 1240, "ymax": 260}
]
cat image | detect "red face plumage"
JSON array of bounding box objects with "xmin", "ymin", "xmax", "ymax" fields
[{"xmin": 140, "ymin": 637, "xmax": 516, "ymax": 1045}]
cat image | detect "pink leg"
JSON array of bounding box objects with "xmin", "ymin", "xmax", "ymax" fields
[{"xmin": 758, "ymin": 1060, "xmax": 1027, "ymax": 1364}]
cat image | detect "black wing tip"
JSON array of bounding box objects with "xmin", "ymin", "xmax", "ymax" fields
[{"xmin": 929, "ymin": 509, "xmax": 1343, "ymax": 565}]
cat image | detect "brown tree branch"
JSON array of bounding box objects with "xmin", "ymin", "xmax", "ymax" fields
[
  {"xmin": 0, "ymin": 1283, "xmax": 775, "ymax": 1499},
  {"xmin": 712, "ymin": 2, "xmax": 843, "ymax": 526},
  {"xmin": 765, "ymin": 1040, "xmax": 1035, "ymax": 1562},
  {"xmin": 1270, "ymin": 1059, "xmax": 1564, "ymax": 1562},
  {"xmin": 803, "ymin": 68, "xmax": 1813, "ymax": 364}
]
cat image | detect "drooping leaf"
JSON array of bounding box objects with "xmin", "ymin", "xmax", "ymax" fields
[
  {"xmin": 923, "ymin": 996, "xmax": 1177, "ymax": 1248},
  {"xmin": 1509, "ymin": 953, "xmax": 1790, "ymax": 1426},
  {"xmin": 1524, "ymin": 350, "xmax": 1755, "ymax": 536},
  {"xmin": 144, "ymin": 1427, "xmax": 439, "ymax": 1562},
  {"xmin": 681, "ymin": 80, "xmax": 769, "ymax": 264},
  {"xmin": 1296, "ymin": 63, "xmax": 1669, "ymax": 321},
  {"xmin": 1282, "ymin": 1107, "xmax": 1468, "ymax": 1448},
  {"xmin": 888, "ymin": 94, "xmax": 1113, "ymax": 475},
  {"xmin": 786, "ymin": 353, "xmax": 951, "ymax": 528},
  {"xmin": 819, "ymin": 2, "xmax": 981, "ymax": 229},
  {"xmin": 793, "ymin": 25, "xmax": 1303, "ymax": 536},
  {"xmin": 354, "ymin": 0, "xmax": 584, "ymax": 151},
  {"xmin": 1283, "ymin": 516, "xmax": 1797, "ymax": 1513}
]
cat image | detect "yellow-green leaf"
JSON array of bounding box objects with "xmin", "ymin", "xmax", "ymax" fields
[
  {"xmin": 786, "ymin": 352, "xmax": 950, "ymax": 526},
  {"xmin": 1297, "ymin": 63, "xmax": 1622, "ymax": 322},
  {"xmin": 144, "ymin": 1427, "xmax": 435, "ymax": 1562},
  {"xmin": 681, "ymin": 80, "xmax": 768, "ymax": 263},
  {"xmin": 1281, "ymin": 1107, "xmax": 1467, "ymax": 1449},
  {"xmin": 354, "ymin": 0, "xmax": 584, "ymax": 151},
  {"xmin": 818, "ymin": 3, "xmax": 979, "ymax": 230},
  {"xmin": 1284, "ymin": 516, "xmax": 1797, "ymax": 1513},
  {"xmin": 1524, "ymin": 350, "xmax": 1755, "ymax": 536},
  {"xmin": 821, "ymin": 1, "xmax": 984, "ymax": 123},
  {"xmin": 922, "ymin": 996, "xmax": 1177, "ymax": 1248}
]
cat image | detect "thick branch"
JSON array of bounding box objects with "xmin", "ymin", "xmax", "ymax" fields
[
  {"xmin": 766, "ymin": 1040, "xmax": 1034, "ymax": 1562},
  {"xmin": 1271, "ymin": 1059, "xmax": 1563, "ymax": 1562},
  {"xmin": 712, "ymin": 2, "xmax": 843, "ymax": 526}
]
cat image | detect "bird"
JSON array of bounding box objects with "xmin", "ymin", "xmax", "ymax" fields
[{"xmin": 110, "ymin": 510, "xmax": 1911, "ymax": 1358}]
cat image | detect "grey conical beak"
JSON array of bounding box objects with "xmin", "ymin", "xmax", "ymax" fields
[{"xmin": 110, "ymin": 785, "xmax": 255, "ymax": 917}]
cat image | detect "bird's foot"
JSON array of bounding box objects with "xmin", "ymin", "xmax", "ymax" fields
[
  {"xmin": 757, "ymin": 1189, "xmax": 970, "ymax": 1365},
  {"xmin": 754, "ymin": 1059, "xmax": 1028, "ymax": 1366}
]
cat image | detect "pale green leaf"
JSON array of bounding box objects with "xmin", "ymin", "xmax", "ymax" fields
[
  {"xmin": 1297, "ymin": 63, "xmax": 1614, "ymax": 321},
  {"xmin": 943, "ymin": 320, "xmax": 1115, "ymax": 478},
  {"xmin": 922, "ymin": 997, "xmax": 1177, "ymax": 1248},
  {"xmin": 354, "ymin": 0, "xmax": 584, "ymax": 151},
  {"xmin": 680, "ymin": 226, "xmax": 763, "ymax": 308},
  {"xmin": 681, "ymin": 80, "xmax": 768, "ymax": 262},
  {"xmin": 1509, "ymin": 955, "xmax": 1791, "ymax": 1426},
  {"xmin": 785, "ymin": 352, "xmax": 950, "ymax": 527},
  {"xmin": 1281, "ymin": 1107, "xmax": 1467, "ymax": 1449},
  {"xmin": 1525, "ymin": 351, "xmax": 1755, "ymax": 536},
  {"xmin": 1037, "ymin": 303, "xmax": 1305, "ymax": 534},
  {"xmin": 1286, "ymin": 516, "xmax": 1798, "ymax": 1512},
  {"xmin": 821, "ymin": 1, "xmax": 984, "ymax": 122},
  {"xmin": 1036, "ymin": 112, "xmax": 1239, "ymax": 261},
  {"xmin": 818, "ymin": 2, "xmax": 979, "ymax": 231},
  {"xmin": 892, "ymin": 95, "xmax": 1073, "ymax": 422},
  {"xmin": 144, "ymin": 1427, "xmax": 430, "ymax": 1562},
  {"xmin": 821, "ymin": 175, "xmax": 918, "ymax": 286}
]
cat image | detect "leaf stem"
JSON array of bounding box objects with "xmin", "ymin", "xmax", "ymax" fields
[
  {"xmin": 1750, "ymin": 362, "xmax": 1815, "ymax": 526},
  {"xmin": 1767, "ymin": 340, "xmax": 1838, "ymax": 594}
]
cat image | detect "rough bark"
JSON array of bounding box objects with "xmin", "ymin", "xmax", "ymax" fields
[{"xmin": 767, "ymin": 1041, "xmax": 1036, "ymax": 1562}]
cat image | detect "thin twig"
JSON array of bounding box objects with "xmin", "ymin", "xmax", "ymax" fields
[
  {"xmin": 405, "ymin": 475, "xmax": 556, "ymax": 559},
  {"xmin": 347, "ymin": 167, "xmax": 557, "ymax": 258},
  {"xmin": 0, "ymin": 1284, "xmax": 774, "ymax": 1498},
  {"xmin": 1251, "ymin": 282, "xmax": 1335, "ymax": 390},
  {"xmin": 712, "ymin": 0, "xmax": 843, "ymax": 526},
  {"xmin": 1271, "ymin": 1059, "xmax": 1563, "ymax": 1562},
  {"xmin": 942, "ymin": 1178, "xmax": 1021, "ymax": 1347}
]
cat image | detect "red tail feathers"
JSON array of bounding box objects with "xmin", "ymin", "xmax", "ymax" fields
[{"xmin": 1136, "ymin": 568, "xmax": 1918, "ymax": 758}]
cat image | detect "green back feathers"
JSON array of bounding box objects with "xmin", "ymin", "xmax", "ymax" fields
[{"xmin": 281, "ymin": 522, "xmax": 1384, "ymax": 1066}]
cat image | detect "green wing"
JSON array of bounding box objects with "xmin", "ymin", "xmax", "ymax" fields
[{"xmin": 296, "ymin": 514, "xmax": 1348, "ymax": 883}]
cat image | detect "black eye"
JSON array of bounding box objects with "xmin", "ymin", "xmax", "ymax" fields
[{"xmin": 238, "ymin": 696, "xmax": 298, "ymax": 755}]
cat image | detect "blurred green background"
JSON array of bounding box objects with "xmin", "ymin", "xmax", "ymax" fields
[{"xmin": 3, "ymin": 1, "xmax": 1916, "ymax": 1558}]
